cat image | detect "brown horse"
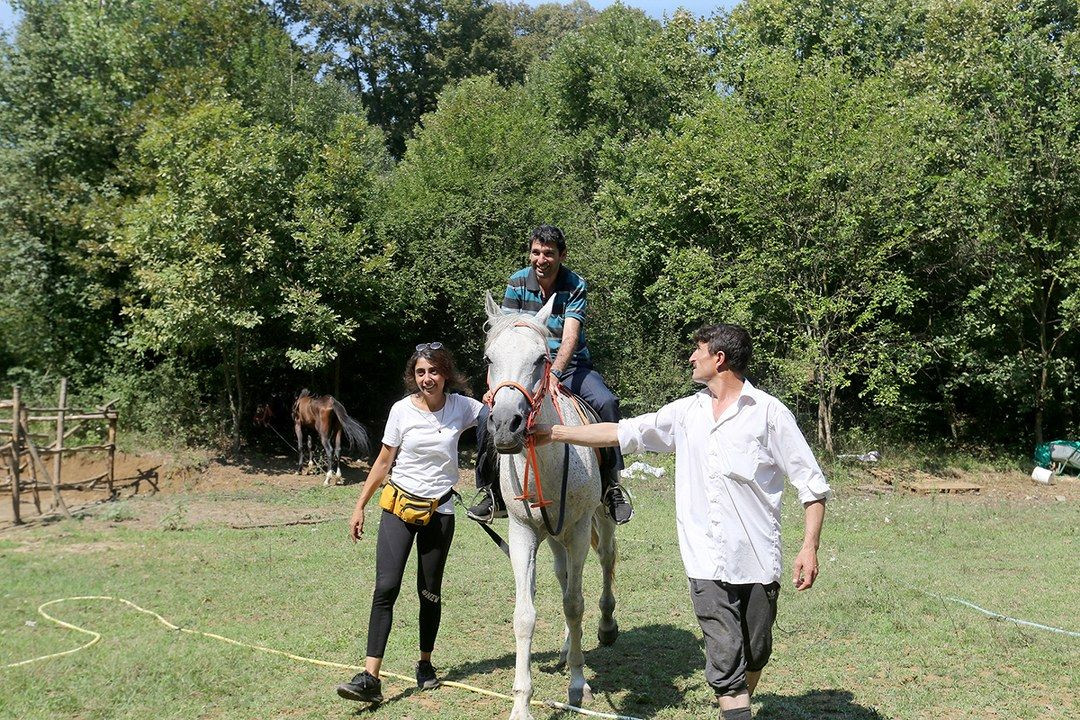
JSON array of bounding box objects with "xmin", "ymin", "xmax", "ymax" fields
[{"xmin": 292, "ymin": 390, "xmax": 371, "ymax": 485}]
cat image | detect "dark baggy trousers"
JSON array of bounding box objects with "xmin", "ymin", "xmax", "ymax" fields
[
  {"xmin": 689, "ymin": 578, "xmax": 780, "ymax": 696},
  {"xmin": 365, "ymin": 509, "xmax": 455, "ymax": 658}
]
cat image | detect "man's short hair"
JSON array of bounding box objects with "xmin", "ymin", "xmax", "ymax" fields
[
  {"xmin": 530, "ymin": 224, "xmax": 566, "ymax": 254},
  {"xmin": 693, "ymin": 324, "xmax": 752, "ymax": 374}
]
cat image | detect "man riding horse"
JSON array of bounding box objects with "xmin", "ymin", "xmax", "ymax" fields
[{"xmin": 467, "ymin": 224, "xmax": 633, "ymax": 525}]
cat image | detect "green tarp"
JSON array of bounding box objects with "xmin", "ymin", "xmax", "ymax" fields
[{"xmin": 1034, "ymin": 440, "xmax": 1080, "ymax": 474}]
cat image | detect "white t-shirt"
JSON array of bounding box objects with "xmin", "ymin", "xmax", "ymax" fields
[{"xmin": 383, "ymin": 393, "xmax": 485, "ymax": 514}]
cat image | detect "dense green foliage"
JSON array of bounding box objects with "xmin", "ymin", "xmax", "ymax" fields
[{"xmin": 1, "ymin": 0, "xmax": 1078, "ymax": 452}]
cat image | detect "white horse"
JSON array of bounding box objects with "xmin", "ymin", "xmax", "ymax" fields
[{"xmin": 484, "ymin": 293, "xmax": 619, "ymax": 720}]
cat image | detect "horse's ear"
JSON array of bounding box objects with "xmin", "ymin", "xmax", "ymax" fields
[
  {"xmin": 534, "ymin": 294, "xmax": 557, "ymax": 326},
  {"xmin": 485, "ymin": 291, "xmax": 502, "ymax": 319}
]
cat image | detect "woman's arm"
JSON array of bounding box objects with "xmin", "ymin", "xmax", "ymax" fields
[{"xmin": 349, "ymin": 443, "xmax": 399, "ymax": 542}]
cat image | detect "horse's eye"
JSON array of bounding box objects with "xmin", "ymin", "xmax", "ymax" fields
[
  {"xmin": 483, "ymin": 356, "xmax": 492, "ymax": 366},
  {"xmin": 534, "ymin": 357, "xmax": 548, "ymax": 366}
]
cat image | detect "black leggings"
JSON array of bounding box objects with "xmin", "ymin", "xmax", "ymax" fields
[{"xmin": 366, "ymin": 509, "xmax": 455, "ymax": 658}]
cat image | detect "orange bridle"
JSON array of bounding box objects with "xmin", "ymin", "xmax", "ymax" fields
[{"xmin": 487, "ymin": 333, "xmax": 567, "ymax": 509}]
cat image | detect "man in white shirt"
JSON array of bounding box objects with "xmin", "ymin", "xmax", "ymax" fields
[{"xmin": 533, "ymin": 323, "xmax": 829, "ymax": 720}]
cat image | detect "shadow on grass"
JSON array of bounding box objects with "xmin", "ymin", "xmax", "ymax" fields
[
  {"xmin": 755, "ymin": 689, "xmax": 887, "ymax": 719},
  {"xmin": 438, "ymin": 623, "xmax": 702, "ymax": 717}
]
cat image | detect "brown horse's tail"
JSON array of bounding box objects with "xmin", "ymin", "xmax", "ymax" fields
[{"xmin": 333, "ymin": 400, "xmax": 371, "ymax": 459}]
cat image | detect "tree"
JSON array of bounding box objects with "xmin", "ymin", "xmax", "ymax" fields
[
  {"xmin": 900, "ymin": 0, "xmax": 1080, "ymax": 445},
  {"xmin": 0, "ymin": 0, "xmax": 159, "ymax": 386},
  {"xmin": 289, "ymin": 114, "xmax": 393, "ymax": 382},
  {"xmin": 278, "ymin": 0, "xmax": 528, "ymax": 155},
  {"xmin": 529, "ymin": 5, "xmax": 720, "ymax": 186},
  {"xmin": 596, "ymin": 53, "xmax": 935, "ymax": 451}
]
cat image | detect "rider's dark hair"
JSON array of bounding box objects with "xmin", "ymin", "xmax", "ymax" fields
[
  {"xmin": 529, "ymin": 224, "xmax": 566, "ymax": 254},
  {"xmin": 692, "ymin": 324, "xmax": 752, "ymax": 374},
  {"xmin": 404, "ymin": 345, "xmax": 471, "ymax": 395}
]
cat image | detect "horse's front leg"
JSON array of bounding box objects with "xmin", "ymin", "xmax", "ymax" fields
[
  {"xmin": 593, "ymin": 511, "xmax": 619, "ymax": 646},
  {"xmin": 333, "ymin": 428, "xmax": 343, "ymax": 481},
  {"xmin": 321, "ymin": 430, "xmax": 334, "ymax": 486},
  {"xmin": 295, "ymin": 423, "xmax": 304, "ymax": 473},
  {"xmin": 561, "ymin": 517, "xmax": 593, "ymax": 708},
  {"xmin": 508, "ymin": 520, "xmax": 540, "ymax": 720},
  {"xmin": 549, "ymin": 540, "xmax": 571, "ymax": 668}
]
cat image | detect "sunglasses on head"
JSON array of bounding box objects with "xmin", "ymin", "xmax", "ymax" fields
[{"xmin": 415, "ymin": 342, "xmax": 444, "ymax": 353}]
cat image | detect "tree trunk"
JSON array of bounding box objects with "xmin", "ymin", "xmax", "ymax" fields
[
  {"xmin": 232, "ymin": 341, "xmax": 244, "ymax": 454},
  {"xmin": 1035, "ymin": 359, "xmax": 1048, "ymax": 447},
  {"xmin": 818, "ymin": 386, "xmax": 835, "ymax": 455}
]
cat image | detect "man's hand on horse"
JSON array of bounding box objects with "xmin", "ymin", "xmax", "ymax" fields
[
  {"xmin": 530, "ymin": 424, "xmax": 554, "ymax": 446},
  {"xmin": 349, "ymin": 508, "xmax": 365, "ymax": 542},
  {"xmin": 482, "ymin": 389, "xmax": 495, "ymax": 405}
]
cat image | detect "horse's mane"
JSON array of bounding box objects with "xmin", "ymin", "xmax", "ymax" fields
[{"xmin": 484, "ymin": 311, "xmax": 552, "ymax": 353}]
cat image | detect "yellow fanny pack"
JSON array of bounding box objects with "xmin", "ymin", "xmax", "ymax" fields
[{"xmin": 378, "ymin": 481, "xmax": 445, "ymax": 526}]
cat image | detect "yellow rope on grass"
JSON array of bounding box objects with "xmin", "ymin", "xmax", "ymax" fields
[{"xmin": 3, "ymin": 596, "xmax": 644, "ymax": 720}]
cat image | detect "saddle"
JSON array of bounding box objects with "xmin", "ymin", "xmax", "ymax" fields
[{"xmin": 557, "ymin": 387, "xmax": 618, "ymax": 475}]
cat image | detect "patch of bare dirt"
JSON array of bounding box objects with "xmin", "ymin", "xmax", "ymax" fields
[
  {"xmin": 852, "ymin": 465, "xmax": 1080, "ymax": 504},
  {"xmin": 1, "ymin": 449, "xmax": 479, "ymax": 531}
]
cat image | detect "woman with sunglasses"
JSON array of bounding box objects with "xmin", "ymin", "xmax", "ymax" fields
[{"xmin": 336, "ymin": 342, "xmax": 483, "ymax": 704}]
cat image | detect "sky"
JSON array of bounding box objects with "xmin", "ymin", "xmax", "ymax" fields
[{"xmin": 0, "ymin": 1, "xmax": 738, "ymax": 35}]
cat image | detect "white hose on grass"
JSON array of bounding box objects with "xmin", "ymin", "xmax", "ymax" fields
[{"xmin": 3, "ymin": 596, "xmax": 645, "ymax": 720}]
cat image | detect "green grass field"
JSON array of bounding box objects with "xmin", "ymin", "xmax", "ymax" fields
[{"xmin": 1, "ymin": 460, "xmax": 1078, "ymax": 720}]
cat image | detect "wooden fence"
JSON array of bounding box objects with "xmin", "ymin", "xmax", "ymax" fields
[{"xmin": 1, "ymin": 379, "xmax": 123, "ymax": 525}]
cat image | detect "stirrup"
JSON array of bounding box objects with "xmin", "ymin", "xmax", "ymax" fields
[
  {"xmin": 603, "ymin": 483, "xmax": 634, "ymax": 525},
  {"xmin": 466, "ymin": 488, "xmax": 505, "ymax": 523}
]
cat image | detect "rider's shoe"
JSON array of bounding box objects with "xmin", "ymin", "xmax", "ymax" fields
[
  {"xmin": 416, "ymin": 660, "xmax": 440, "ymax": 690},
  {"xmin": 336, "ymin": 670, "xmax": 382, "ymax": 703},
  {"xmin": 466, "ymin": 488, "xmax": 507, "ymax": 523},
  {"xmin": 604, "ymin": 483, "xmax": 634, "ymax": 525}
]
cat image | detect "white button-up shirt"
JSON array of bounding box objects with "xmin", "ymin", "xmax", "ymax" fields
[{"xmin": 617, "ymin": 380, "xmax": 831, "ymax": 584}]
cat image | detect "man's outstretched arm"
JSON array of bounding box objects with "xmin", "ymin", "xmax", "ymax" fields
[{"xmin": 532, "ymin": 422, "xmax": 619, "ymax": 448}]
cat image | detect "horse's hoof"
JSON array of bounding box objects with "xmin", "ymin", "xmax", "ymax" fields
[
  {"xmin": 569, "ymin": 683, "xmax": 592, "ymax": 707},
  {"xmin": 597, "ymin": 623, "xmax": 619, "ymax": 646}
]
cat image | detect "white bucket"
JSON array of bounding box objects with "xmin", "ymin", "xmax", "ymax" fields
[{"xmin": 1031, "ymin": 466, "xmax": 1054, "ymax": 485}]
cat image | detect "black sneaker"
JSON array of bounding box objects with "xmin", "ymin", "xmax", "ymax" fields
[
  {"xmin": 604, "ymin": 483, "xmax": 634, "ymax": 525},
  {"xmin": 336, "ymin": 670, "xmax": 382, "ymax": 703},
  {"xmin": 466, "ymin": 489, "xmax": 506, "ymax": 523},
  {"xmin": 416, "ymin": 660, "xmax": 440, "ymax": 690}
]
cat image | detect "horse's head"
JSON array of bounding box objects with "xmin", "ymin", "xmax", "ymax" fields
[
  {"xmin": 252, "ymin": 403, "xmax": 274, "ymax": 427},
  {"xmin": 484, "ymin": 292, "xmax": 555, "ymax": 454}
]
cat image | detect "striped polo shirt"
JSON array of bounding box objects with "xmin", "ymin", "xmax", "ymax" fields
[{"xmin": 502, "ymin": 266, "xmax": 592, "ymax": 365}]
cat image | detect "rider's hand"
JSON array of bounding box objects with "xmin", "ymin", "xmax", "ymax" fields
[
  {"xmin": 483, "ymin": 389, "xmax": 495, "ymax": 405},
  {"xmin": 549, "ymin": 371, "xmax": 561, "ymax": 387},
  {"xmin": 349, "ymin": 506, "xmax": 365, "ymax": 542},
  {"xmin": 531, "ymin": 424, "xmax": 554, "ymax": 446}
]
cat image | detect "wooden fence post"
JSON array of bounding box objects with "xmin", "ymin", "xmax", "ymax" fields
[
  {"xmin": 24, "ymin": 403, "xmax": 41, "ymax": 515},
  {"xmin": 10, "ymin": 385, "xmax": 21, "ymax": 525},
  {"xmin": 51, "ymin": 378, "xmax": 71, "ymax": 516},
  {"xmin": 106, "ymin": 411, "xmax": 117, "ymax": 497}
]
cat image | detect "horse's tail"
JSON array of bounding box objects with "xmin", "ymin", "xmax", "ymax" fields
[{"xmin": 333, "ymin": 400, "xmax": 371, "ymax": 459}]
